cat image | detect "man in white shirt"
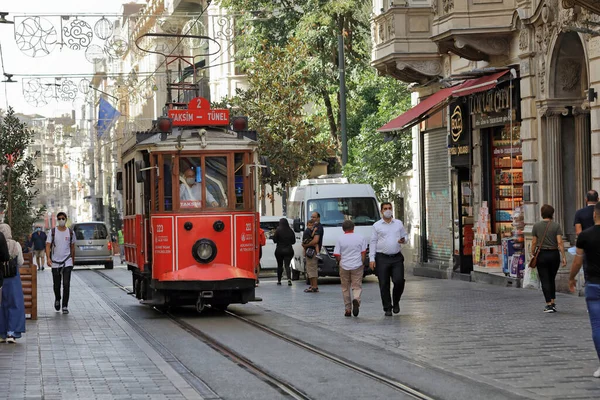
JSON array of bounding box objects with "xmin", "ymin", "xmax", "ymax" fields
[
  {"xmin": 334, "ymin": 220, "xmax": 367, "ymax": 317},
  {"xmin": 45, "ymin": 212, "xmax": 76, "ymax": 314},
  {"xmin": 179, "ymin": 168, "xmax": 218, "ymax": 208},
  {"xmin": 369, "ymin": 202, "xmax": 408, "ymax": 317}
]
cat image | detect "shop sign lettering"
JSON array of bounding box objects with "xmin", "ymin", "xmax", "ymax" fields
[
  {"xmin": 448, "ymin": 145, "xmax": 469, "ymax": 155},
  {"xmin": 469, "ymin": 87, "xmax": 511, "ymax": 115},
  {"xmin": 450, "ymin": 105, "xmax": 463, "ymax": 142}
]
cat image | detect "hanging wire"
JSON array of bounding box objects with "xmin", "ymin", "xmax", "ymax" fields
[{"xmin": 0, "ymin": 42, "xmax": 8, "ymax": 109}]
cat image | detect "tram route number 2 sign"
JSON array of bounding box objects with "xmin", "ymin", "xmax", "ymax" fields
[{"xmin": 168, "ymin": 96, "xmax": 230, "ymax": 127}]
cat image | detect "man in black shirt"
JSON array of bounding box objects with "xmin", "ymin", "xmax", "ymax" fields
[
  {"xmin": 574, "ymin": 190, "xmax": 598, "ymax": 237},
  {"xmin": 569, "ymin": 202, "xmax": 600, "ymax": 378}
]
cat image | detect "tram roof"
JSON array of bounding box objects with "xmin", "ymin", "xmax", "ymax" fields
[{"xmin": 122, "ymin": 126, "xmax": 258, "ymax": 155}]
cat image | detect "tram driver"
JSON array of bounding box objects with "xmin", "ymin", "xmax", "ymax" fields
[{"xmin": 180, "ymin": 168, "xmax": 219, "ymax": 208}]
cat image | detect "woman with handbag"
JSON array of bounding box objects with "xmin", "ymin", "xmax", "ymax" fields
[
  {"xmin": 0, "ymin": 224, "xmax": 25, "ymax": 343},
  {"xmin": 272, "ymin": 218, "xmax": 296, "ymax": 286},
  {"xmin": 531, "ymin": 204, "xmax": 567, "ymax": 313}
]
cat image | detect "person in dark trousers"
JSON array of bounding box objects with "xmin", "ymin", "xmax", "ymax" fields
[
  {"xmin": 272, "ymin": 218, "xmax": 296, "ymax": 286},
  {"xmin": 31, "ymin": 226, "xmax": 47, "ymax": 271},
  {"xmin": 256, "ymin": 227, "xmax": 266, "ymax": 287},
  {"xmin": 369, "ymin": 202, "xmax": 408, "ymax": 317},
  {"xmin": 46, "ymin": 212, "xmax": 76, "ymax": 314},
  {"xmin": 531, "ymin": 204, "xmax": 567, "ymax": 313},
  {"xmin": 569, "ymin": 202, "xmax": 600, "ymax": 378},
  {"xmin": 575, "ymin": 190, "xmax": 598, "ymax": 236}
]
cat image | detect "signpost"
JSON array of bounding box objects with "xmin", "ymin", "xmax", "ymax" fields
[{"xmin": 168, "ymin": 97, "xmax": 230, "ymax": 127}]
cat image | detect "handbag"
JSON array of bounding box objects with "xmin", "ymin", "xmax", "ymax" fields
[
  {"xmin": 306, "ymin": 247, "xmax": 316, "ymax": 259},
  {"xmin": 529, "ymin": 221, "xmax": 552, "ymax": 269},
  {"xmin": 2, "ymin": 256, "xmax": 18, "ymax": 279}
]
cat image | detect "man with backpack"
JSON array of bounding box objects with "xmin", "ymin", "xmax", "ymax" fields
[{"xmin": 45, "ymin": 212, "xmax": 76, "ymax": 314}]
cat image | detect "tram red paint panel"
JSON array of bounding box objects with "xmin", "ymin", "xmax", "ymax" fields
[
  {"xmin": 151, "ymin": 216, "xmax": 175, "ymax": 280},
  {"xmin": 175, "ymin": 215, "xmax": 233, "ymax": 273},
  {"xmin": 235, "ymin": 214, "xmax": 257, "ymax": 271},
  {"xmin": 124, "ymin": 215, "xmax": 144, "ymax": 270}
]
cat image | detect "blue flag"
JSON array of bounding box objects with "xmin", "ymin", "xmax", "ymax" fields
[{"xmin": 97, "ymin": 97, "xmax": 121, "ymax": 138}]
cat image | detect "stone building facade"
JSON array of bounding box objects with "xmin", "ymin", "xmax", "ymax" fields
[{"xmin": 371, "ymin": 0, "xmax": 600, "ymax": 279}]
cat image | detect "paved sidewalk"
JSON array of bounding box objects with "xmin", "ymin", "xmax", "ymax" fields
[
  {"xmin": 253, "ymin": 275, "xmax": 600, "ymax": 400},
  {"xmin": 0, "ymin": 269, "xmax": 199, "ymax": 400}
]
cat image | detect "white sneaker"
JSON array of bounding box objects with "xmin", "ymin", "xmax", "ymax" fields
[
  {"xmin": 6, "ymin": 337, "xmax": 15, "ymax": 344},
  {"xmin": 594, "ymin": 367, "xmax": 600, "ymax": 378}
]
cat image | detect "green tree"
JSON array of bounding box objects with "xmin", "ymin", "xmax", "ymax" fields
[
  {"xmin": 229, "ymin": 39, "xmax": 332, "ymax": 191},
  {"xmin": 343, "ymin": 71, "xmax": 413, "ymax": 200},
  {"xmin": 0, "ymin": 107, "xmax": 44, "ymax": 240},
  {"xmin": 218, "ymin": 0, "xmax": 371, "ymax": 162}
]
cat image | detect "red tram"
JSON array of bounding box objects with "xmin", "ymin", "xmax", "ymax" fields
[{"xmin": 119, "ymin": 97, "xmax": 261, "ymax": 312}]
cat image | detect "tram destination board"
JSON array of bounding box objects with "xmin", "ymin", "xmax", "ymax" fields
[{"xmin": 168, "ymin": 96, "xmax": 230, "ymax": 127}]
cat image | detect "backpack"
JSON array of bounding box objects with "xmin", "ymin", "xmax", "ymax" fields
[
  {"xmin": 259, "ymin": 229, "xmax": 266, "ymax": 247},
  {"xmin": 51, "ymin": 227, "xmax": 74, "ymax": 261},
  {"xmin": 2, "ymin": 256, "xmax": 18, "ymax": 278}
]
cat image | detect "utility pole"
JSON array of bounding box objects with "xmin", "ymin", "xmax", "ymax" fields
[
  {"xmin": 88, "ymin": 97, "xmax": 96, "ymax": 221},
  {"xmin": 338, "ymin": 33, "xmax": 348, "ymax": 166}
]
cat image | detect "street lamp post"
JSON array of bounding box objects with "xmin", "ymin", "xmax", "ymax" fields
[{"xmin": 338, "ymin": 34, "xmax": 348, "ymax": 166}]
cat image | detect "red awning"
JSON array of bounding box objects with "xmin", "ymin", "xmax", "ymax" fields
[
  {"xmin": 377, "ymin": 85, "xmax": 457, "ymax": 132},
  {"xmin": 451, "ymin": 70, "xmax": 510, "ymax": 97},
  {"xmin": 377, "ymin": 70, "xmax": 511, "ymax": 133}
]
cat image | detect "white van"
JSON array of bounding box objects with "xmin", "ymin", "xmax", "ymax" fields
[
  {"xmin": 287, "ymin": 177, "xmax": 380, "ymax": 280},
  {"xmin": 259, "ymin": 216, "xmax": 295, "ymax": 270}
]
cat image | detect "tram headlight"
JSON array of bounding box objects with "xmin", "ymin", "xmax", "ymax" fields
[{"xmin": 192, "ymin": 239, "xmax": 217, "ymax": 264}]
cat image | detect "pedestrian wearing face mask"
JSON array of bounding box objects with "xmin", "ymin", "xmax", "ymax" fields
[
  {"xmin": 45, "ymin": 212, "xmax": 76, "ymax": 314},
  {"xmin": 369, "ymin": 202, "xmax": 408, "ymax": 317},
  {"xmin": 31, "ymin": 226, "xmax": 47, "ymax": 271}
]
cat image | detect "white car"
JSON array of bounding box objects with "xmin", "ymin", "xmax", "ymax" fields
[{"xmin": 259, "ymin": 216, "xmax": 295, "ymax": 271}]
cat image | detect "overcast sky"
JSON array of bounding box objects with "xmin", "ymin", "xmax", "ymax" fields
[{"xmin": 0, "ymin": 0, "xmax": 137, "ymax": 119}]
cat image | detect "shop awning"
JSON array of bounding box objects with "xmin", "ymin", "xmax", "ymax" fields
[
  {"xmin": 377, "ymin": 85, "xmax": 457, "ymax": 132},
  {"xmin": 450, "ymin": 70, "xmax": 510, "ymax": 97}
]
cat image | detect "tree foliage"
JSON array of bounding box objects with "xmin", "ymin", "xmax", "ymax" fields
[
  {"xmin": 228, "ymin": 39, "xmax": 333, "ymax": 189},
  {"xmin": 343, "ymin": 70, "xmax": 413, "ymax": 199},
  {"xmin": 0, "ymin": 107, "xmax": 44, "ymax": 241},
  {"xmin": 218, "ymin": 0, "xmax": 372, "ymax": 162}
]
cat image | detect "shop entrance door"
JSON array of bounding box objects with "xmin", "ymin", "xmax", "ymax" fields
[{"xmin": 451, "ymin": 167, "xmax": 474, "ymax": 274}]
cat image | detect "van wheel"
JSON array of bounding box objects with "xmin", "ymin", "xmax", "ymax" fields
[
  {"xmin": 292, "ymin": 270, "xmax": 300, "ymax": 281},
  {"xmin": 104, "ymin": 261, "xmax": 114, "ymax": 269}
]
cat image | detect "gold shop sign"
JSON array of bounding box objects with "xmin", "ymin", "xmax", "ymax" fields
[
  {"xmin": 468, "ymin": 87, "xmax": 510, "ymax": 115},
  {"xmin": 450, "ymin": 105, "xmax": 463, "ymax": 143},
  {"xmin": 448, "ymin": 145, "xmax": 469, "ymax": 155}
]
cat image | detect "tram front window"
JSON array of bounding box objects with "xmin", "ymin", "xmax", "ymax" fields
[{"xmin": 179, "ymin": 156, "xmax": 228, "ymax": 209}]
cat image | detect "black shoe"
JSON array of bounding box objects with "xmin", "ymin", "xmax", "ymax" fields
[
  {"xmin": 544, "ymin": 305, "xmax": 556, "ymax": 313},
  {"xmin": 277, "ymin": 281, "xmax": 282, "ymax": 285},
  {"xmin": 384, "ymin": 310, "xmax": 392, "ymax": 317},
  {"xmin": 288, "ymin": 280, "xmax": 292, "ymax": 286},
  {"xmin": 352, "ymin": 299, "xmax": 360, "ymax": 317},
  {"xmin": 393, "ymin": 303, "xmax": 400, "ymax": 314},
  {"xmin": 62, "ymin": 307, "xmax": 69, "ymax": 314},
  {"xmin": 54, "ymin": 301, "xmax": 60, "ymax": 311}
]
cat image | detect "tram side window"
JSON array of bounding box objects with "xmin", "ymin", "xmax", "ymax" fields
[
  {"xmin": 164, "ymin": 157, "xmax": 173, "ymax": 211},
  {"xmin": 234, "ymin": 153, "xmax": 244, "ymax": 209},
  {"xmin": 205, "ymin": 156, "xmax": 228, "ymax": 208}
]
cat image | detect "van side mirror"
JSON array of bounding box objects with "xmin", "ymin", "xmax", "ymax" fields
[
  {"xmin": 135, "ymin": 160, "xmax": 146, "ymax": 183},
  {"xmin": 116, "ymin": 171, "xmax": 123, "ymax": 191},
  {"xmin": 293, "ymin": 218, "xmax": 304, "ymax": 233}
]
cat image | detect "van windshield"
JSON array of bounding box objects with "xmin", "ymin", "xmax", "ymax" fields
[
  {"xmin": 73, "ymin": 224, "xmax": 108, "ymax": 240},
  {"xmin": 307, "ymin": 198, "xmax": 380, "ymax": 227}
]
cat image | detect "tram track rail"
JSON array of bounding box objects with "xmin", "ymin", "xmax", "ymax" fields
[{"xmin": 92, "ymin": 268, "xmax": 435, "ymax": 400}]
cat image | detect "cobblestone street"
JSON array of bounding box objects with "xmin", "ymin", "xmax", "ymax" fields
[{"xmin": 250, "ymin": 274, "xmax": 600, "ymax": 400}]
